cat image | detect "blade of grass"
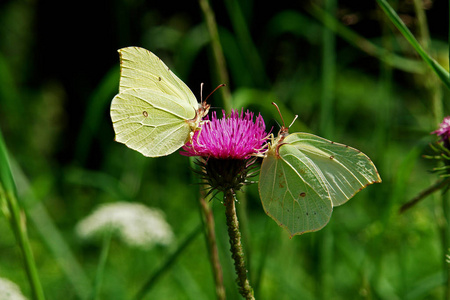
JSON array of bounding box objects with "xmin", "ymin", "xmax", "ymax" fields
[
  {"xmin": 76, "ymin": 65, "xmax": 119, "ymax": 164},
  {"xmin": 11, "ymin": 160, "xmax": 92, "ymax": 299},
  {"xmin": 224, "ymin": 0, "xmax": 269, "ymax": 88},
  {"xmin": 198, "ymin": 193, "xmax": 226, "ymax": 300},
  {"xmin": 319, "ymin": 0, "xmax": 336, "ymax": 139},
  {"xmin": 133, "ymin": 223, "xmax": 203, "ymax": 300},
  {"xmin": 92, "ymin": 228, "xmax": 112, "ymax": 300},
  {"xmin": 411, "ymin": 0, "xmax": 443, "ymax": 125},
  {"xmin": 0, "ymin": 129, "xmax": 45, "ymax": 300},
  {"xmin": 376, "ymin": 0, "xmax": 450, "ymax": 89},
  {"xmin": 308, "ymin": 3, "xmax": 426, "ymax": 74},
  {"xmin": 199, "ymin": 0, "xmax": 232, "ymax": 112}
]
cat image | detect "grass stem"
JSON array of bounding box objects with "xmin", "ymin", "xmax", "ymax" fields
[{"xmin": 0, "ymin": 130, "xmax": 45, "ymax": 300}]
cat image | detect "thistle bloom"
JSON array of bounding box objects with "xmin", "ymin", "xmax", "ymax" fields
[
  {"xmin": 432, "ymin": 116, "xmax": 450, "ymax": 141},
  {"xmin": 432, "ymin": 116, "xmax": 450, "ymax": 149},
  {"xmin": 182, "ymin": 109, "xmax": 268, "ymax": 159},
  {"xmin": 182, "ymin": 109, "xmax": 268, "ymax": 195}
]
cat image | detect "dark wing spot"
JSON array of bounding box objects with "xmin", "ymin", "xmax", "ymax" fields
[
  {"xmin": 329, "ymin": 155, "xmax": 334, "ymax": 160},
  {"xmin": 143, "ymin": 111, "xmax": 148, "ymax": 117},
  {"xmin": 158, "ymin": 76, "xmax": 162, "ymax": 81},
  {"xmin": 300, "ymin": 192, "xmax": 306, "ymax": 197}
]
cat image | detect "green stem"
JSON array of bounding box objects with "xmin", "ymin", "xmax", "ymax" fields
[
  {"xmin": 198, "ymin": 0, "xmax": 232, "ymax": 112},
  {"xmin": 133, "ymin": 224, "xmax": 203, "ymax": 300},
  {"xmin": 399, "ymin": 178, "xmax": 450, "ymax": 213},
  {"xmin": 92, "ymin": 229, "xmax": 112, "ymax": 300},
  {"xmin": 224, "ymin": 190, "xmax": 254, "ymax": 300},
  {"xmin": 0, "ymin": 186, "xmax": 46, "ymax": 300},
  {"xmin": 376, "ymin": 0, "xmax": 450, "ymax": 90},
  {"xmin": 443, "ymin": 190, "xmax": 450, "ymax": 300},
  {"xmin": 411, "ymin": 0, "xmax": 443, "ymax": 124},
  {"xmin": 224, "ymin": 0, "xmax": 268, "ymax": 88},
  {"xmin": 199, "ymin": 193, "xmax": 226, "ymax": 300},
  {"xmin": 13, "ymin": 161, "xmax": 91, "ymax": 299},
  {"xmin": 412, "ymin": 0, "xmax": 430, "ymax": 48},
  {"xmin": 0, "ymin": 130, "xmax": 45, "ymax": 300},
  {"xmin": 319, "ymin": 0, "xmax": 336, "ymax": 139},
  {"xmin": 308, "ymin": 3, "xmax": 425, "ymax": 74}
]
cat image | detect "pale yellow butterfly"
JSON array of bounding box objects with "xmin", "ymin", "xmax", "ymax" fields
[{"xmin": 110, "ymin": 47, "xmax": 209, "ymax": 157}]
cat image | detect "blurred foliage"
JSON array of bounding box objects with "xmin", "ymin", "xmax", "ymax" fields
[{"xmin": 0, "ymin": 0, "xmax": 449, "ymax": 299}]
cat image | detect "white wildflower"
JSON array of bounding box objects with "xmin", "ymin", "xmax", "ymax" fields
[
  {"xmin": 0, "ymin": 278, "xmax": 28, "ymax": 300},
  {"xmin": 75, "ymin": 202, "xmax": 174, "ymax": 250}
]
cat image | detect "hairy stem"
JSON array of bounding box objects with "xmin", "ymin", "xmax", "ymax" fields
[{"xmin": 224, "ymin": 190, "xmax": 254, "ymax": 300}]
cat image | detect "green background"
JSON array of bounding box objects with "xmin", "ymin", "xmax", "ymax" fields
[{"xmin": 0, "ymin": 0, "xmax": 449, "ymax": 299}]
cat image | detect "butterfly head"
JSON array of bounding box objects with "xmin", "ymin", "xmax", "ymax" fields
[
  {"xmin": 270, "ymin": 102, "xmax": 298, "ymax": 156},
  {"xmin": 199, "ymin": 101, "xmax": 211, "ymax": 118}
]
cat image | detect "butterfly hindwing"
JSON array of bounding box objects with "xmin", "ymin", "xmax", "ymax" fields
[{"xmin": 259, "ymin": 140, "xmax": 333, "ymax": 237}]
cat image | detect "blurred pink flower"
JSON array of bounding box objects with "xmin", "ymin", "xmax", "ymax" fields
[{"xmin": 182, "ymin": 109, "xmax": 268, "ymax": 159}]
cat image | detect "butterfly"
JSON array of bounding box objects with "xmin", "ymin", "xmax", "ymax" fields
[
  {"xmin": 258, "ymin": 103, "xmax": 381, "ymax": 237},
  {"xmin": 110, "ymin": 47, "xmax": 210, "ymax": 157}
]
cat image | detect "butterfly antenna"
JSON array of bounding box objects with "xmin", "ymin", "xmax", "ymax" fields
[
  {"xmin": 204, "ymin": 84, "xmax": 226, "ymax": 103},
  {"xmin": 272, "ymin": 102, "xmax": 285, "ymax": 128},
  {"xmin": 200, "ymin": 82, "xmax": 204, "ymax": 102},
  {"xmin": 288, "ymin": 115, "xmax": 298, "ymax": 128}
]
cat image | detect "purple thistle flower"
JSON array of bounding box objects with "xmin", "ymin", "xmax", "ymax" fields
[
  {"xmin": 182, "ymin": 109, "xmax": 268, "ymax": 159},
  {"xmin": 432, "ymin": 116, "xmax": 450, "ymax": 149},
  {"xmin": 432, "ymin": 116, "xmax": 450, "ymax": 141},
  {"xmin": 182, "ymin": 108, "xmax": 268, "ymax": 195}
]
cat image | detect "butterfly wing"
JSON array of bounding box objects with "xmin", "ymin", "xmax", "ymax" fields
[
  {"xmin": 283, "ymin": 133, "xmax": 381, "ymax": 206},
  {"xmin": 111, "ymin": 47, "xmax": 203, "ymax": 157},
  {"xmin": 259, "ymin": 132, "xmax": 381, "ymax": 237},
  {"xmin": 259, "ymin": 142, "xmax": 333, "ymax": 237},
  {"xmin": 118, "ymin": 47, "xmax": 198, "ymax": 109},
  {"xmin": 111, "ymin": 88, "xmax": 196, "ymax": 157}
]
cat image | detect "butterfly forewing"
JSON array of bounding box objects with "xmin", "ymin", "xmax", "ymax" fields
[
  {"xmin": 118, "ymin": 47, "xmax": 198, "ymax": 109},
  {"xmin": 283, "ymin": 133, "xmax": 381, "ymax": 206}
]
